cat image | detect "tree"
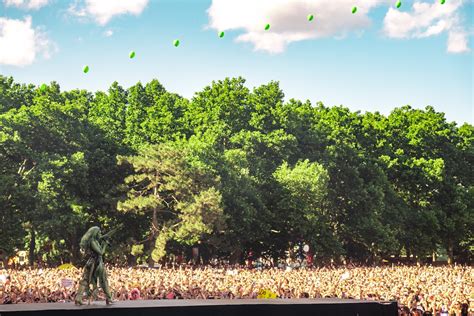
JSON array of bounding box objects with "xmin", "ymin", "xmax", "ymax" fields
[
  {"xmin": 0, "ymin": 75, "xmax": 472, "ymax": 265},
  {"xmin": 380, "ymin": 106, "xmax": 469, "ymax": 261},
  {"xmin": 89, "ymin": 82, "xmax": 128, "ymax": 146},
  {"xmin": 273, "ymin": 160, "xmax": 340, "ymax": 258},
  {"xmin": 117, "ymin": 142, "xmax": 225, "ymax": 262},
  {"xmin": 185, "ymin": 77, "xmax": 251, "ymax": 148},
  {"xmin": 215, "ymin": 148, "xmax": 271, "ymax": 261},
  {"xmin": 142, "ymin": 92, "xmax": 188, "ymax": 144},
  {"xmin": 0, "ymin": 76, "xmax": 35, "ymax": 113},
  {"xmin": 124, "ymin": 82, "xmax": 152, "ymax": 148},
  {"xmin": 310, "ymin": 105, "xmax": 399, "ymax": 261},
  {"xmin": 248, "ymin": 81, "xmax": 285, "ymax": 132},
  {"xmin": 0, "ymin": 83, "xmax": 125, "ymax": 264},
  {"xmin": 0, "ymin": 129, "xmax": 31, "ymax": 256},
  {"xmin": 436, "ymin": 123, "xmax": 474, "ymax": 263}
]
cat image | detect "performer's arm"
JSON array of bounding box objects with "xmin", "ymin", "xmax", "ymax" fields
[{"xmin": 90, "ymin": 240, "xmax": 106, "ymax": 256}]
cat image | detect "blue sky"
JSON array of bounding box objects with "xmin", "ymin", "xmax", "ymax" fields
[{"xmin": 0, "ymin": 0, "xmax": 472, "ymax": 124}]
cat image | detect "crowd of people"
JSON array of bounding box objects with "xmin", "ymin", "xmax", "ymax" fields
[{"xmin": 0, "ymin": 265, "xmax": 471, "ymax": 315}]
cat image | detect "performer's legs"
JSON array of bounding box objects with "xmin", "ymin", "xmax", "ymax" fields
[
  {"xmin": 90, "ymin": 274, "xmax": 99, "ymax": 301},
  {"xmin": 96, "ymin": 259, "xmax": 113, "ymax": 304},
  {"xmin": 75, "ymin": 259, "xmax": 94, "ymax": 305},
  {"xmin": 87, "ymin": 269, "xmax": 99, "ymax": 304}
]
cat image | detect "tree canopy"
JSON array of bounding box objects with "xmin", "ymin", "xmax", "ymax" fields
[{"xmin": 0, "ymin": 75, "xmax": 472, "ymax": 265}]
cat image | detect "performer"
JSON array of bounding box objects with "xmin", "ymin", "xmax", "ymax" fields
[{"xmin": 74, "ymin": 225, "xmax": 122, "ymax": 305}]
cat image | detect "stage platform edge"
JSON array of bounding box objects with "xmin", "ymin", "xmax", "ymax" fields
[{"xmin": 0, "ymin": 298, "xmax": 398, "ymax": 316}]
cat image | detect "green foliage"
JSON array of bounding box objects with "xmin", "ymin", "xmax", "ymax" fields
[
  {"xmin": 117, "ymin": 143, "xmax": 225, "ymax": 262},
  {"xmin": 0, "ymin": 74, "xmax": 472, "ymax": 264},
  {"xmin": 0, "ymin": 76, "xmax": 35, "ymax": 113},
  {"xmin": 273, "ymin": 160, "xmax": 340, "ymax": 257},
  {"xmin": 274, "ymin": 160, "xmax": 328, "ymax": 206}
]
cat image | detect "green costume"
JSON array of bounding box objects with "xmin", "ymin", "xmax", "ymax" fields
[{"xmin": 75, "ymin": 227, "xmax": 113, "ymax": 305}]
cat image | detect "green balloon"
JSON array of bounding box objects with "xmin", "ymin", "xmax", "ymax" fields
[
  {"xmin": 83, "ymin": 65, "xmax": 89, "ymax": 74},
  {"xmin": 129, "ymin": 51, "xmax": 136, "ymax": 59},
  {"xmin": 219, "ymin": 31, "xmax": 225, "ymax": 38},
  {"xmin": 396, "ymin": 0, "xmax": 402, "ymax": 8},
  {"xmin": 265, "ymin": 23, "xmax": 270, "ymax": 31},
  {"xmin": 352, "ymin": 6, "xmax": 357, "ymax": 14},
  {"xmin": 440, "ymin": 0, "xmax": 445, "ymax": 4},
  {"xmin": 307, "ymin": 14, "xmax": 314, "ymax": 22},
  {"xmin": 173, "ymin": 39, "xmax": 180, "ymax": 47},
  {"xmin": 40, "ymin": 83, "xmax": 47, "ymax": 91}
]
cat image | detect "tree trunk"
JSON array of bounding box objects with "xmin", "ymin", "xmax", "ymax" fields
[
  {"xmin": 148, "ymin": 208, "xmax": 160, "ymax": 267},
  {"xmin": 70, "ymin": 232, "xmax": 80, "ymax": 265},
  {"xmin": 447, "ymin": 240, "xmax": 454, "ymax": 265},
  {"xmin": 147, "ymin": 237, "xmax": 155, "ymax": 267},
  {"xmin": 152, "ymin": 208, "xmax": 159, "ymax": 232},
  {"xmin": 229, "ymin": 248, "xmax": 242, "ymax": 264},
  {"xmin": 28, "ymin": 229, "xmax": 36, "ymax": 266},
  {"xmin": 127, "ymin": 253, "xmax": 135, "ymax": 266}
]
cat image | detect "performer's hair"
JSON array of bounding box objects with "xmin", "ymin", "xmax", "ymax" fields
[{"xmin": 79, "ymin": 226, "xmax": 101, "ymax": 250}]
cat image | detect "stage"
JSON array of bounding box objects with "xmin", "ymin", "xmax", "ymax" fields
[{"xmin": 0, "ymin": 299, "xmax": 397, "ymax": 316}]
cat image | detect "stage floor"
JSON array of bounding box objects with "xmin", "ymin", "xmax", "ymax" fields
[{"xmin": 0, "ymin": 299, "xmax": 398, "ymax": 316}]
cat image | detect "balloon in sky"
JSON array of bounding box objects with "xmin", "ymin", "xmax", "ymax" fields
[
  {"xmin": 219, "ymin": 31, "xmax": 225, "ymax": 38},
  {"xmin": 352, "ymin": 6, "xmax": 357, "ymax": 14},
  {"xmin": 307, "ymin": 14, "xmax": 314, "ymax": 22},
  {"xmin": 440, "ymin": 0, "xmax": 445, "ymax": 3},
  {"xmin": 264, "ymin": 23, "xmax": 270, "ymax": 31},
  {"xmin": 129, "ymin": 51, "xmax": 136, "ymax": 59},
  {"xmin": 396, "ymin": 0, "xmax": 402, "ymax": 8},
  {"xmin": 173, "ymin": 39, "xmax": 180, "ymax": 47},
  {"xmin": 83, "ymin": 65, "xmax": 89, "ymax": 74},
  {"xmin": 40, "ymin": 83, "xmax": 47, "ymax": 91}
]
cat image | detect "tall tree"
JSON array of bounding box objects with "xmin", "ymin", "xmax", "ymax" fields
[
  {"xmin": 89, "ymin": 82, "xmax": 128, "ymax": 146},
  {"xmin": 117, "ymin": 142, "xmax": 225, "ymax": 262},
  {"xmin": 273, "ymin": 160, "xmax": 340, "ymax": 258}
]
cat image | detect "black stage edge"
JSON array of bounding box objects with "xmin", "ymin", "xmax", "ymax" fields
[
  {"xmin": 0, "ymin": 299, "xmax": 398, "ymax": 316},
  {"xmin": 0, "ymin": 299, "xmax": 397, "ymax": 316}
]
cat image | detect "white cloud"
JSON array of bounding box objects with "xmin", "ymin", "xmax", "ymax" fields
[
  {"xmin": 69, "ymin": 0, "xmax": 149, "ymax": 25},
  {"xmin": 208, "ymin": 0, "xmax": 470, "ymax": 54},
  {"xmin": 447, "ymin": 29, "xmax": 470, "ymax": 53},
  {"xmin": 207, "ymin": 0, "xmax": 391, "ymax": 54},
  {"xmin": 3, "ymin": 0, "xmax": 50, "ymax": 10},
  {"xmin": 0, "ymin": 16, "xmax": 55, "ymax": 66},
  {"xmin": 104, "ymin": 29, "xmax": 113, "ymax": 37},
  {"xmin": 383, "ymin": 0, "xmax": 469, "ymax": 53}
]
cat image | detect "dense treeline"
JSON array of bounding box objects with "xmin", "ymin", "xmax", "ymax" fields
[{"xmin": 0, "ymin": 75, "xmax": 472, "ymax": 265}]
